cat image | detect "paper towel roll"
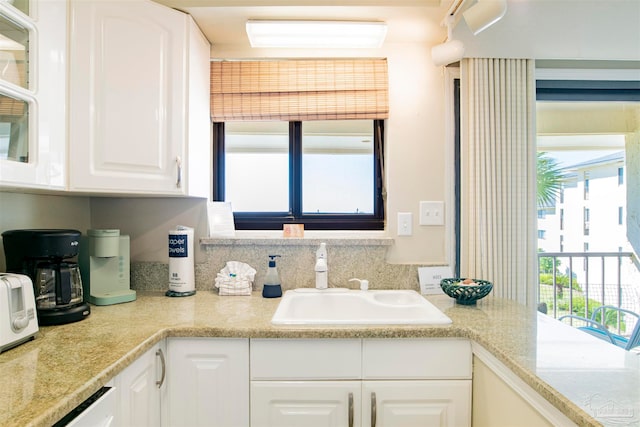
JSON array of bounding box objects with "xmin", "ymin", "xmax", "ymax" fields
[{"xmin": 168, "ymin": 226, "xmax": 195, "ymax": 295}]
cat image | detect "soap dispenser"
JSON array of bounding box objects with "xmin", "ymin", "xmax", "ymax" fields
[{"xmin": 262, "ymin": 255, "xmax": 282, "ymax": 298}]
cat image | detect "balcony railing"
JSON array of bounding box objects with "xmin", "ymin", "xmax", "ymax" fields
[{"xmin": 537, "ymin": 251, "xmax": 639, "ymax": 335}]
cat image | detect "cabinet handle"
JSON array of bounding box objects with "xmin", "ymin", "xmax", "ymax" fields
[
  {"xmin": 371, "ymin": 392, "xmax": 377, "ymax": 427},
  {"xmin": 348, "ymin": 392, "xmax": 354, "ymax": 427},
  {"xmin": 176, "ymin": 156, "xmax": 182, "ymax": 188},
  {"xmin": 156, "ymin": 348, "xmax": 166, "ymax": 388}
]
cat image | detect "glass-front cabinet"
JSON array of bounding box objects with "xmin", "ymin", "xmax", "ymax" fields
[
  {"xmin": 0, "ymin": 0, "xmax": 67, "ymax": 190},
  {"xmin": 0, "ymin": 6, "xmax": 32, "ymax": 163}
]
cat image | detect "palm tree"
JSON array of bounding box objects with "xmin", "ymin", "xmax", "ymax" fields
[
  {"xmin": 537, "ymin": 152, "xmax": 567, "ymax": 299},
  {"xmin": 537, "ymin": 152, "xmax": 566, "ymax": 207}
]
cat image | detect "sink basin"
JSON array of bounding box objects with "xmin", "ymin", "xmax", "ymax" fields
[{"xmin": 271, "ymin": 288, "xmax": 452, "ymax": 325}]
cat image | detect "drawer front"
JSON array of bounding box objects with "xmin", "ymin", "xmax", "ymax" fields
[
  {"xmin": 251, "ymin": 339, "xmax": 361, "ymax": 380},
  {"xmin": 251, "ymin": 381, "xmax": 361, "ymax": 427},
  {"xmin": 362, "ymin": 338, "xmax": 471, "ymax": 379}
]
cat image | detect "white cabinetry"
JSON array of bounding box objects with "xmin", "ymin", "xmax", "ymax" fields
[
  {"xmin": 0, "ymin": 0, "xmax": 67, "ymax": 190},
  {"xmin": 472, "ymin": 344, "xmax": 577, "ymax": 427},
  {"xmin": 113, "ymin": 341, "xmax": 166, "ymax": 427},
  {"xmin": 164, "ymin": 337, "xmax": 249, "ymax": 427},
  {"xmin": 362, "ymin": 381, "xmax": 471, "ymax": 427},
  {"xmin": 362, "ymin": 339, "xmax": 471, "ymax": 427},
  {"xmin": 66, "ymin": 386, "xmax": 117, "ymax": 427},
  {"xmin": 250, "ymin": 338, "xmax": 472, "ymax": 427},
  {"xmin": 252, "ymin": 381, "xmax": 362, "ymax": 426},
  {"xmin": 68, "ymin": 0, "xmax": 211, "ymax": 196}
]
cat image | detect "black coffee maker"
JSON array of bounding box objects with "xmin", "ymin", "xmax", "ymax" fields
[{"xmin": 2, "ymin": 229, "xmax": 90, "ymax": 325}]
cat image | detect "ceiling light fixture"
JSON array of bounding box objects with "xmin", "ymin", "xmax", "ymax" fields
[
  {"xmin": 246, "ymin": 20, "xmax": 388, "ymax": 49},
  {"xmin": 462, "ymin": 0, "xmax": 507, "ymax": 35},
  {"xmin": 431, "ymin": 16, "xmax": 465, "ymax": 67}
]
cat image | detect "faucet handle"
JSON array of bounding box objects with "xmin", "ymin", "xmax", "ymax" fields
[{"xmin": 349, "ymin": 278, "xmax": 369, "ymax": 291}]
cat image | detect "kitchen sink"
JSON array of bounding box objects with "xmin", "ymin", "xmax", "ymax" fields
[{"xmin": 271, "ymin": 288, "xmax": 452, "ymax": 325}]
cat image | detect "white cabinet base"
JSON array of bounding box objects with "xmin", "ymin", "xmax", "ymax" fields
[
  {"xmin": 363, "ymin": 380, "xmax": 471, "ymax": 427},
  {"xmin": 472, "ymin": 343, "xmax": 577, "ymax": 427},
  {"xmin": 250, "ymin": 338, "xmax": 472, "ymax": 427},
  {"xmin": 114, "ymin": 342, "xmax": 164, "ymax": 426},
  {"xmin": 251, "ymin": 381, "xmax": 361, "ymax": 427},
  {"xmin": 165, "ymin": 338, "xmax": 249, "ymax": 427}
]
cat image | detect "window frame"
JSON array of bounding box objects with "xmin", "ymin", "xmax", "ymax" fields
[{"xmin": 213, "ymin": 120, "xmax": 385, "ymax": 231}]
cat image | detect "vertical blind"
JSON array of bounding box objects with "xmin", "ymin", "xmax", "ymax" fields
[
  {"xmin": 460, "ymin": 58, "xmax": 537, "ymax": 306},
  {"xmin": 210, "ymin": 59, "xmax": 388, "ymax": 122}
]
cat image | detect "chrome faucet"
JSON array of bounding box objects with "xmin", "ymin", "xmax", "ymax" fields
[{"xmin": 315, "ymin": 243, "xmax": 328, "ymax": 289}]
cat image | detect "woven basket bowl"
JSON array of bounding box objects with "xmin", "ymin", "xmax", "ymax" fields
[{"xmin": 440, "ymin": 278, "xmax": 493, "ymax": 305}]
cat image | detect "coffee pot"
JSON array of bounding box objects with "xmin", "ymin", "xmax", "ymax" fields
[{"xmin": 2, "ymin": 229, "xmax": 90, "ymax": 325}]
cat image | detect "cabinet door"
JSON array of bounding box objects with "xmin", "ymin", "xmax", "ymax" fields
[
  {"xmin": 251, "ymin": 381, "xmax": 361, "ymax": 427},
  {"xmin": 165, "ymin": 338, "xmax": 249, "ymax": 427},
  {"xmin": 68, "ymin": 0, "xmax": 186, "ymax": 194},
  {"xmin": 0, "ymin": 0, "xmax": 67, "ymax": 190},
  {"xmin": 114, "ymin": 342, "xmax": 164, "ymax": 427},
  {"xmin": 362, "ymin": 380, "xmax": 471, "ymax": 427}
]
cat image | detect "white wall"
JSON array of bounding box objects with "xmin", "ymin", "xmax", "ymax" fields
[
  {"xmin": 0, "ymin": 192, "xmax": 92, "ymax": 271},
  {"xmin": 90, "ymin": 197, "xmax": 210, "ymax": 263},
  {"xmin": 453, "ymin": 0, "xmax": 640, "ymax": 61}
]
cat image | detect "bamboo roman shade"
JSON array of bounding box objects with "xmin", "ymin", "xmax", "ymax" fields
[
  {"xmin": 0, "ymin": 60, "xmax": 27, "ymax": 117},
  {"xmin": 0, "ymin": 95, "xmax": 26, "ymax": 117},
  {"xmin": 210, "ymin": 59, "xmax": 388, "ymax": 122}
]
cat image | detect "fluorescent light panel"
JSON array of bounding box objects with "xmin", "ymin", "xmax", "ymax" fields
[{"xmin": 246, "ymin": 20, "xmax": 387, "ymax": 48}]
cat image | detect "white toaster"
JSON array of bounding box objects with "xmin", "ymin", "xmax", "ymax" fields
[{"xmin": 0, "ymin": 273, "xmax": 39, "ymax": 353}]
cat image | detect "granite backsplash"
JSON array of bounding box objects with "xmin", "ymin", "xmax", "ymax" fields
[{"xmin": 131, "ymin": 237, "xmax": 439, "ymax": 293}]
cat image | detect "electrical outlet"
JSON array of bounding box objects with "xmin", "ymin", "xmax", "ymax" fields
[
  {"xmin": 419, "ymin": 201, "xmax": 444, "ymax": 226},
  {"xmin": 397, "ymin": 212, "xmax": 413, "ymax": 236}
]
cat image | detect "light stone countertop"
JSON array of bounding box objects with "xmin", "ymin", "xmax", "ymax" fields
[{"xmin": 0, "ymin": 291, "xmax": 638, "ymax": 427}]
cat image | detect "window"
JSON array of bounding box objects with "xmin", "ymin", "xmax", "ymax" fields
[
  {"xmin": 619, "ymin": 206, "xmax": 624, "ymax": 225},
  {"xmin": 618, "ymin": 167, "xmax": 624, "ymax": 185},
  {"xmin": 538, "ymin": 230, "xmax": 546, "ymax": 239},
  {"xmin": 214, "ymin": 120, "xmax": 384, "ymax": 230},
  {"xmin": 560, "ymin": 235, "xmax": 564, "ymax": 252},
  {"xmin": 584, "ymin": 177, "xmax": 590, "ymax": 200},
  {"xmin": 560, "ymin": 208, "xmax": 564, "ymax": 230},
  {"xmin": 583, "ymin": 207, "xmax": 590, "ymax": 235},
  {"xmin": 210, "ymin": 58, "xmax": 388, "ymax": 231}
]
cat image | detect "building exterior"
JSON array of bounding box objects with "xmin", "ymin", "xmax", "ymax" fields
[{"xmin": 538, "ymin": 151, "xmax": 640, "ymax": 313}]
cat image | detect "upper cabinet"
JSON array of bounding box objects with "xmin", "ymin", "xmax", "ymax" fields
[
  {"xmin": 68, "ymin": 0, "xmax": 211, "ymax": 197},
  {"xmin": 0, "ymin": 0, "xmax": 67, "ymax": 190}
]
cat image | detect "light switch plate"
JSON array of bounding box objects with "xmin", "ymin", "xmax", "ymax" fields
[
  {"xmin": 419, "ymin": 201, "xmax": 444, "ymax": 226},
  {"xmin": 397, "ymin": 212, "xmax": 412, "ymax": 236}
]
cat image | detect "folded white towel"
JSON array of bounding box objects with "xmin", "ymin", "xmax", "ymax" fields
[
  {"xmin": 215, "ymin": 261, "xmax": 256, "ymax": 296},
  {"xmin": 216, "ymin": 280, "xmax": 252, "ymax": 296}
]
